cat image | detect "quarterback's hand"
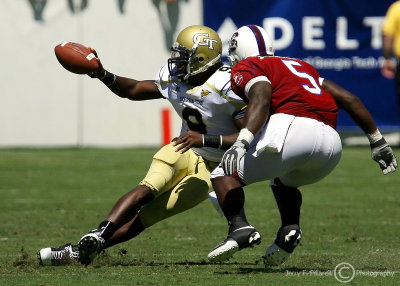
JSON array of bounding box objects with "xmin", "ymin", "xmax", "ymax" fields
[
  {"xmin": 86, "ymin": 47, "xmax": 105, "ymax": 78},
  {"xmin": 221, "ymin": 140, "xmax": 249, "ymax": 175},
  {"xmin": 371, "ymin": 137, "xmax": 397, "ymax": 174},
  {"xmin": 173, "ymin": 130, "xmax": 203, "ymax": 153}
]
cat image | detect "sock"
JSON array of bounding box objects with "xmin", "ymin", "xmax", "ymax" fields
[
  {"xmin": 103, "ymin": 217, "xmax": 146, "ymax": 249},
  {"xmin": 228, "ymin": 208, "xmax": 250, "ymax": 233},
  {"xmin": 96, "ymin": 220, "xmax": 118, "ymax": 241},
  {"xmin": 271, "ymin": 184, "xmax": 302, "ymax": 226},
  {"xmin": 221, "ymin": 187, "xmax": 250, "ymax": 232}
]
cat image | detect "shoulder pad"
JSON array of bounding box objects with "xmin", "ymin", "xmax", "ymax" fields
[{"xmin": 208, "ymin": 65, "xmax": 232, "ymax": 93}]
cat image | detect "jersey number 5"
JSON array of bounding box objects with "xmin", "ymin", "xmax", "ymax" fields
[
  {"xmin": 182, "ymin": 107, "xmax": 207, "ymax": 134},
  {"xmin": 281, "ymin": 59, "xmax": 322, "ymax": 95}
]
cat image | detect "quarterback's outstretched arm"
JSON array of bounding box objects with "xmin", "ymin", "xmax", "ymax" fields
[
  {"xmin": 322, "ymin": 79, "xmax": 397, "ymax": 174},
  {"xmin": 87, "ymin": 47, "xmax": 163, "ymax": 101},
  {"xmin": 106, "ymin": 76, "xmax": 162, "ymax": 101}
]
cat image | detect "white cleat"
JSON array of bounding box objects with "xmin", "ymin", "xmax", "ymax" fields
[
  {"xmin": 263, "ymin": 243, "xmax": 291, "ymax": 267},
  {"xmin": 208, "ymin": 239, "xmax": 239, "ymax": 262},
  {"xmin": 38, "ymin": 243, "xmax": 79, "ymax": 266},
  {"xmin": 208, "ymin": 226, "xmax": 261, "ymax": 263}
]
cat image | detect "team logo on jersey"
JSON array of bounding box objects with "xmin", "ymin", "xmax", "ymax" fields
[
  {"xmin": 233, "ymin": 72, "xmax": 243, "ymax": 85},
  {"xmin": 201, "ymin": 89, "xmax": 211, "ymax": 97},
  {"xmin": 193, "ymin": 33, "xmax": 218, "ymax": 50}
]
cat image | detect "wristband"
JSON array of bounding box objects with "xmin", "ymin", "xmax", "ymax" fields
[
  {"xmin": 370, "ymin": 137, "xmax": 387, "ymax": 149},
  {"xmin": 100, "ymin": 71, "xmax": 116, "ymax": 86},
  {"xmin": 366, "ymin": 129, "xmax": 383, "ymax": 144},
  {"xmin": 203, "ymin": 135, "xmax": 223, "ymax": 149},
  {"xmin": 237, "ymin": 128, "xmax": 254, "ymax": 145}
]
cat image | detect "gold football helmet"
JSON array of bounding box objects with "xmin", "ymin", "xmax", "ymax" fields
[{"xmin": 168, "ymin": 25, "xmax": 222, "ymax": 80}]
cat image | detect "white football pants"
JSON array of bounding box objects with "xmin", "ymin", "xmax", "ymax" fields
[{"xmin": 211, "ymin": 116, "xmax": 342, "ymax": 188}]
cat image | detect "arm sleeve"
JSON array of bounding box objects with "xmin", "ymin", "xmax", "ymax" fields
[{"xmin": 154, "ymin": 63, "xmax": 170, "ymax": 99}]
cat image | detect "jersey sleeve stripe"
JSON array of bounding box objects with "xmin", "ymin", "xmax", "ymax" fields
[{"xmin": 244, "ymin": 76, "xmax": 270, "ymax": 97}]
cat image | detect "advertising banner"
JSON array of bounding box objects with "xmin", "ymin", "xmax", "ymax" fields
[{"xmin": 204, "ymin": 0, "xmax": 399, "ymax": 129}]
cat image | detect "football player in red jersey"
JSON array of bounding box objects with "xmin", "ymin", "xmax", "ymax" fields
[{"xmin": 208, "ymin": 25, "xmax": 397, "ymax": 266}]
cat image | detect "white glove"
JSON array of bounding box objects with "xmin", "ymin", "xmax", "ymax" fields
[
  {"xmin": 371, "ymin": 137, "xmax": 397, "ymax": 174},
  {"xmin": 221, "ymin": 140, "xmax": 249, "ymax": 175}
]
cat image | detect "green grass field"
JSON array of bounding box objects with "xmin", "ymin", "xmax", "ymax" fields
[{"xmin": 0, "ymin": 147, "xmax": 399, "ymax": 285}]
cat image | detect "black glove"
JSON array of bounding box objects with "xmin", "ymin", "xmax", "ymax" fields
[
  {"xmin": 370, "ymin": 137, "xmax": 397, "ymax": 174},
  {"xmin": 221, "ymin": 139, "xmax": 249, "ymax": 175}
]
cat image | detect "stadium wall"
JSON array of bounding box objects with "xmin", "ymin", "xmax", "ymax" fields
[
  {"xmin": 1, "ymin": 1, "xmax": 399, "ymax": 148},
  {"xmin": 0, "ymin": 0, "xmax": 201, "ymax": 148}
]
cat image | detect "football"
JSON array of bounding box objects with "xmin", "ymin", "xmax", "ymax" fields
[{"xmin": 54, "ymin": 42, "xmax": 99, "ymax": 74}]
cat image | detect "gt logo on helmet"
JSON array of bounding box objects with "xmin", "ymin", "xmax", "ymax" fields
[{"xmin": 193, "ymin": 33, "xmax": 219, "ymax": 50}]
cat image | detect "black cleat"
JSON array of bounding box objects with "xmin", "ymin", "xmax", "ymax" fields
[
  {"xmin": 78, "ymin": 233, "xmax": 104, "ymax": 265},
  {"xmin": 208, "ymin": 226, "xmax": 261, "ymax": 262},
  {"xmin": 263, "ymin": 224, "xmax": 302, "ymax": 267}
]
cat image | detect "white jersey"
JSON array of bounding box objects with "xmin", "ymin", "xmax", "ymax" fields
[{"xmin": 155, "ymin": 63, "xmax": 246, "ymax": 162}]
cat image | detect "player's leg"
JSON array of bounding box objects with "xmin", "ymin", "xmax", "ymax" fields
[
  {"xmin": 77, "ymin": 186, "xmax": 156, "ymax": 265},
  {"xmin": 101, "ymin": 151, "xmax": 212, "ymax": 247},
  {"xmin": 263, "ymin": 179, "xmax": 302, "ymax": 267},
  {"xmin": 77, "ymin": 143, "xmax": 193, "ymax": 264},
  {"xmin": 208, "ymin": 117, "xmax": 342, "ymax": 263},
  {"xmin": 101, "ymin": 214, "xmax": 144, "ymax": 248},
  {"xmin": 207, "ymin": 174, "xmax": 261, "ymax": 262},
  {"xmin": 37, "ymin": 143, "xmax": 191, "ymax": 266},
  {"xmin": 207, "ymin": 131, "xmax": 290, "ymax": 263},
  {"xmin": 270, "ymin": 179, "xmax": 301, "ymax": 227},
  {"xmin": 263, "ymin": 119, "xmax": 342, "ymax": 267}
]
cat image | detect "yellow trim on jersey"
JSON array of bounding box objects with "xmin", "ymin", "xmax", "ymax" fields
[
  {"xmin": 186, "ymin": 86, "xmax": 202, "ymax": 94},
  {"xmin": 204, "ymin": 82, "xmax": 246, "ymax": 110}
]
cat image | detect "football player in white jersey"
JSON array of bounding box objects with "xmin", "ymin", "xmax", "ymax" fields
[{"xmin": 38, "ymin": 25, "xmax": 249, "ymax": 266}]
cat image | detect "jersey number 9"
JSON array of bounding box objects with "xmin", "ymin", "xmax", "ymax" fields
[{"xmin": 182, "ymin": 107, "xmax": 207, "ymax": 134}]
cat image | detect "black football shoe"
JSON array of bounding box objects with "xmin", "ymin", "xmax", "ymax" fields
[
  {"xmin": 208, "ymin": 225, "xmax": 261, "ymax": 262},
  {"xmin": 78, "ymin": 232, "xmax": 104, "ymax": 265},
  {"xmin": 263, "ymin": 224, "xmax": 302, "ymax": 267}
]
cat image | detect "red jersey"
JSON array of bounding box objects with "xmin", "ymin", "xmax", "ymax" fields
[{"xmin": 231, "ymin": 56, "xmax": 338, "ymax": 129}]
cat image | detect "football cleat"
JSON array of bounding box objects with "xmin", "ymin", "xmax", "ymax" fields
[
  {"xmin": 38, "ymin": 243, "xmax": 79, "ymax": 266},
  {"xmin": 208, "ymin": 225, "xmax": 261, "ymax": 262},
  {"xmin": 263, "ymin": 224, "xmax": 302, "ymax": 267},
  {"xmin": 78, "ymin": 233, "xmax": 104, "ymax": 265}
]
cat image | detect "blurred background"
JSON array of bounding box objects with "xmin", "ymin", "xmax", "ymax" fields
[{"xmin": 1, "ymin": 0, "xmax": 399, "ymax": 148}]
